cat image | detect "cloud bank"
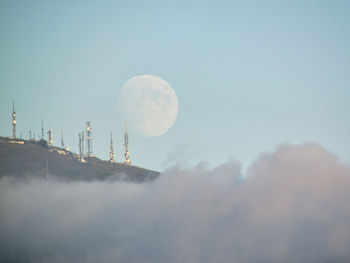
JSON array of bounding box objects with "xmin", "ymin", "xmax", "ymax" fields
[{"xmin": 1, "ymin": 143, "xmax": 349, "ymax": 263}]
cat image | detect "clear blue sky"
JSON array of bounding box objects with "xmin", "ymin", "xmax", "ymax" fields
[{"xmin": 1, "ymin": 0, "xmax": 349, "ymax": 172}]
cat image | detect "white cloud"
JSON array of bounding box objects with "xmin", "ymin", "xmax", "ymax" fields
[{"xmin": 0, "ymin": 143, "xmax": 349, "ymax": 262}]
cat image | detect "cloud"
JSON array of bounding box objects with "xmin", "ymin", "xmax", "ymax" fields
[{"xmin": 0, "ymin": 143, "xmax": 349, "ymax": 263}]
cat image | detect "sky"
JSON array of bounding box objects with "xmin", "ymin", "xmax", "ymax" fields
[{"xmin": 1, "ymin": 0, "xmax": 350, "ymax": 172}]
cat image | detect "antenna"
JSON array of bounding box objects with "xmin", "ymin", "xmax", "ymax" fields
[
  {"xmin": 41, "ymin": 120, "xmax": 44, "ymax": 140},
  {"xmin": 61, "ymin": 130, "xmax": 64, "ymax": 148},
  {"xmin": 78, "ymin": 133, "xmax": 85, "ymax": 162},
  {"xmin": 81, "ymin": 130, "xmax": 85, "ymax": 157},
  {"xmin": 124, "ymin": 120, "xmax": 131, "ymax": 165},
  {"xmin": 124, "ymin": 120, "xmax": 128, "ymax": 146},
  {"xmin": 85, "ymin": 121, "xmax": 94, "ymax": 157},
  {"xmin": 79, "ymin": 133, "xmax": 82, "ymax": 156},
  {"xmin": 12, "ymin": 99, "xmax": 16, "ymax": 138},
  {"xmin": 47, "ymin": 129, "xmax": 53, "ymax": 147},
  {"xmin": 109, "ymin": 133, "xmax": 115, "ymax": 163}
]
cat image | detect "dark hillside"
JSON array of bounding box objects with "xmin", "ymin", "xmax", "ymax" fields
[{"xmin": 0, "ymin": 137, "xmax": 159, "ymax": 182}]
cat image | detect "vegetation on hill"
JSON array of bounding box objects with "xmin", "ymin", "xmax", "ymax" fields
[{"xmin": 0, "ymin": 137, "xmax": 159, "ymax": 182}]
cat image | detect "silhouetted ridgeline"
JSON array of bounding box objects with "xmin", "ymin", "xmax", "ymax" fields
[{"xmin": 0, "ymin": 136, "xmax": 159, "ymax": 182}]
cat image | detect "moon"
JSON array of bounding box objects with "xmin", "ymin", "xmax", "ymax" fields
[{"xmin": 118, "ymin": 75, "xmax": 179, "ymax": 137}]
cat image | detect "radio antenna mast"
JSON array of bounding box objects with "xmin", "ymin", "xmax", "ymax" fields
[
  {"xmin": 41, "ymin": 120, "xmax": 44, "ymax": 140},
  {"xmin": 81, "ymin": 130, "xmax": 85, "ymax": 157},
  {"xmin": 109, "ymin": 133, "xmax": 116, "ymax": 163},
  {"xmin": 124, "ymin": 120, "xmax": 131, "ymax": 165},
  {"xmin": 12, "ymin": 99, "xmax": 16, "ymax": 138},
  {"xmin": 47, "ymin": 129, "xmax": 53, "ymax": 147},
  {"xmin": 61, "ymin": 130, "xmax": 64, "ymax": 148},
  {"xmin": 85, "ymin": 121, "xmax": 94, "ymax": 157}
]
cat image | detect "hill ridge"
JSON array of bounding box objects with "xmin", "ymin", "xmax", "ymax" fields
[{"xmin": 0, "ymin": 136, "xmax": 159, "ymax": 182}]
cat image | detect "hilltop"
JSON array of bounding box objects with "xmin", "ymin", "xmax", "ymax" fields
[{"xmin": 0, "ymin": 136, "xmax": 159, "ymax": 182}]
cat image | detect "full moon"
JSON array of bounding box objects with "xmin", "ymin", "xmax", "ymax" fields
[{"xmin": 118, "ymin": 75, "xmax": 179, "ymax": 137}]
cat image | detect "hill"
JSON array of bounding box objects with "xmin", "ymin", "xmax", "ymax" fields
[{"xmin": 0, "ymin": 136, "xmax": 159, "ymax": 182}]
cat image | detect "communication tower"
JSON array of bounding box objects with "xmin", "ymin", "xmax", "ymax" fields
[
  {"xmin": 108, "ymin": 133, "xmax": 115, "ymax": 163},
  {"xmin": 47, "ymin": 130, "xmax": 53, "ymax": 147},
  {"xmin": 124, "ymin": 120, "xmax": 131, "ymax": 165},
  {"xmin": 79, "ymin": 133, "xmax": 82, "ymax": 156},
  {"xmin": 85, "ymin": 121, "xmax": 94, "ymax": 157},
  {"xmin": 61, "ymin": 130, "xmax": 65, "ymax": 148},
  {"xmin": 81, "ymin": 131, "xmax": 85, "ymax": 157},
  {"xmin": 78, "ymin": 133, "xmax": 85, "ymax": 162},
  {"xmin": 12, "ymin": 99, "xmax": 16, "ymax": 138},
  {"xmin": 41, "ymin": 120, "xmax": 44, "ymax": 140}
]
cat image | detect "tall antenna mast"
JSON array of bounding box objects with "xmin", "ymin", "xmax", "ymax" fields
[
  {"xmin": 47, "ymin": 129, "xmax": 53, "ymax": 147},
  {"xmin": 81, "ymin": 130, "xmax": 85, "ymax": 157},
  {"xmin": 61, "ymin": 130, "xmax": 64, "ymax": 148},
  {"xmin": 109, "ymin": 133, "xmax": 115, "ymax": 163},
  {"xmin": 12, "ymin": 99, "xmax": 16, "ymax": 138},
  {"xmin": 79, "ymin": 133, "xmax": 82, "ymax": 157},
  {"xmin": 85, "ymin": 121, "xmax": 94, "ymax": 157},
  {"xmin": 124, "ymin": 120, "xmax": 131, "ymax": 165},
  {"xmin": 41, "ymin": 120, "xmax": 44, "ymax": 140},
  {"xmin": 78, "ymin": 133, "xmax": 85, "ymax": 162}
]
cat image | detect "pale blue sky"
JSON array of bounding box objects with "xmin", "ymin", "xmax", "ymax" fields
[{"xmin": 1, "ymin": 0, "xmax": 349, "ymax": 171}]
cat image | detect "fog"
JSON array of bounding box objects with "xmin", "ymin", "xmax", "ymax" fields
[{"xmin": 1, "ymin": 143, "xmax": 349, "ymax": 263}]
